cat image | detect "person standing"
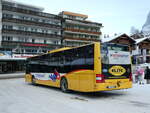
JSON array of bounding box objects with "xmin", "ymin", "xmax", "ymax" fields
[
  {"xmin": 144, "ymin": 66, "xmax": 150, "ymax": 84},
  {"xmin": 135, "ymin": 67, "xmax": 144, "ymax": 84},
  {"xmin": 135, "ymin": 67, "xmax": 139, "ymax": 83}
]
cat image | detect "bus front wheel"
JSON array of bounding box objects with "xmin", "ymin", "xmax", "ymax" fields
[{"xmin": 60, "ymin": 78, "xmax": 68, "ymax": 93}]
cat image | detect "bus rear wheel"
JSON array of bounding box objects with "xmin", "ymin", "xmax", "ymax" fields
[{"xmin": 60, "ymin": 78, "xmax": 68, "ymax": 93}]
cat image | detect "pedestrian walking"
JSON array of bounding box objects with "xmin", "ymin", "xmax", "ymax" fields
[
  {"xmin": 135, "ymin": 67, "xmax": 144, "ymax": 84},
  {"xmin": 144, "ymin": 66, "xmax": 150, "ymax": 84},
  {"xmin": 135, "ymin": 67, "xmax": 139, "ymax": 83},
  {"xmin": 135, "ymin": 74, "xmax": 139, "ymax": 83}
]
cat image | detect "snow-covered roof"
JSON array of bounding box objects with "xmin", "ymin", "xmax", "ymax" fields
[
  {"xmin": 3, "ymin": 0, "xmax": 44, "ymax": 12},
  {"xmin": 135, "ymin": 37, "xmax": 150, "ymax": 44},
  {"xmin": 101, "ymin": 33, "xmax": 135, "ymax": 43}
]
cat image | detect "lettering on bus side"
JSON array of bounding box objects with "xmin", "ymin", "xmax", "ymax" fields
[{"xmin": 109, "ymin": 66, "xmax": 126, "ymax": 76}]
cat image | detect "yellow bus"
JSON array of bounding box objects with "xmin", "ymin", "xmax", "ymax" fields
[{"xmin": 25, "ymin": 42, "xmax": 132, "ymax": 92}]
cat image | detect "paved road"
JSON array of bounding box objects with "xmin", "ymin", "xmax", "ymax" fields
[{"xmin": 0, "ymin": 78, "xmax": 150, "ymax": 113}]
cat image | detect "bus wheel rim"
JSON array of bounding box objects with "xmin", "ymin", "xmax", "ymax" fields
[{"xmin": 61, "ymin": 79, "xmax": 67, "ymax": 91}]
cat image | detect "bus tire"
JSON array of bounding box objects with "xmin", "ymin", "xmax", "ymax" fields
[
  {"xmin": 32, "ymin": 76, "xmax": 36, "ymax": 85},
  {"xmin": 60, "ymin": 78, "xmax": 68, "ymax": 93}
]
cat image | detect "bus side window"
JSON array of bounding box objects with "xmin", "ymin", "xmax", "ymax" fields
[
  {"xmin": 28, "ymin": 57, "xmax": 41, "ymax": 73},
  {"xmin": 48, "ymin": 52, "xmax": 64, "ymax": 72},
  {"xmin": 49, "ymin": 53, "xmax": 58, "ymax": 66},
  {"xmin": 64, "ymin": 50, "xmax": 73, "ymax": 65},
  {"xmin": 85, "ymin": 44, "xmax": 94, "ymax": 65},
  {"xmin": 71, "ymin": 48, "xmax": 85, "ymax": 65},
  {"xmin": 101, "ymin": 44, "xmax": 109, "ymax": 64},
  {"xmin": 58, "ymin": 52, "xmax": 64, "ymax": 65}
]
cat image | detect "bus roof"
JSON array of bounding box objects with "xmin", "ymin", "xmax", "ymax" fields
[
  {"xmin": 48, "ymin": 47, "xmax": 72, "ymax": 53},
  {"xmin": 48, "ymin": 42, "xmax": 99, "ymax": 53}
]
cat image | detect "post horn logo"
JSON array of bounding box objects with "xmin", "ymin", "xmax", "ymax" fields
[{"xmin": 109, "ymin": 66, "xmax": 126, "ymax": 76}]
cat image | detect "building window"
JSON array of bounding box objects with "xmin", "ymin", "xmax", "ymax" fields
[
  {"xmin": 18, "ymin": 26, "xmax": 29, "ymax": 31},
  {"xmin": 53, "ymin": 41, "xmax": 58, "ymax": 44},
  {"xmin": 31, "ymin": 28, "xmax": 37, "ymax": 32},
  {"xmin": 32, "ymin": 39, "xmax": 35, "ymax": 43},
  {"xmin": 42, "ymin": 19, "xmax": 46, "ymax": 23},
  {"xmin": 54, "ymin": 32, "xmax": 58, "ymax": 35},
  {"xmin": 3, "ymin": 13, "xmax": 13, "ymax": 18},
  {"xmin": 2, "ymin": 36, "xmax": 13, "ymax": 41},
  {"xmin": 32, "ymin": 49, "xmax": 37, "ymax": 53},
  {"xmin": 42, "ymin": 50, "xmax": 47, "ymax": 53},
  {"xmin": 25, "ymin": 49, "xmax": 32, "ymax": 53},
  {"xmin": 2, "ymin": 25, "xmax": 13, "ymax": 29},
  {"xmin": 18, "ymin": 37, "xmax": 29, "ymax": 42},
  {"xmin": 44, "ymin": 40, "xmax": 47, "ymax": 44},
  {"xmin": 42, "ymin": 30, "xmax": 48, "ymax": 34},
  {"xmin": 21, "ymin": 49, "xmax": 25, "ymax": 53}
]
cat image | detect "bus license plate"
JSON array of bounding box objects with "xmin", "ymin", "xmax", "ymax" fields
[{"xmin": 107, "ymin": 86, "xmax": 116, "ymax": 89}]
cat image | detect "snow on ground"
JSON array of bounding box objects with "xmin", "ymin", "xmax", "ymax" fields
[
  {"xmin": 0, "ymin": 78, "xmax": 150, "ymax": 113},
  {"xmin": 0, "ymin": 73, "xmax": 24, "ymax": 79}
]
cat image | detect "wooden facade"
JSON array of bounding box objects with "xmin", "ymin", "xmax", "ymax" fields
[
  {"xmin": 102, "ymin": 34, "xmax": 150, "ymax": 64},
  {"xmin": 138, "ymin": 39, "xmax": 150, "ymax": 49},
  {"xmin": 103, "ymin": 34, "xmax": 136, "ymax": 51}
]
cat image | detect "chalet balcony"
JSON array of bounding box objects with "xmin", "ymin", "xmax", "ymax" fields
[
  {"xmin": 2, "ymin": 29, "xmax": 62, "ymax": 39},
  {"xmin": 64, "ymin": 28, "xmax": 101, "ymax": 35},
  {"xmin": 2, "ymin": 18, "xmax": 61, "ymax": 29}
]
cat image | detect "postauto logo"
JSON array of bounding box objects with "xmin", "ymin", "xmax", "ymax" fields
[{"xmin": 109, "ymin": 66, "xmax": 126, "ymax": 76}]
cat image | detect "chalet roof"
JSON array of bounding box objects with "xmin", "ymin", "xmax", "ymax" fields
[
  {"xmin": 135, "ymin": 37, "xmax": 150, "ymax": 44},
  {"xmin": 102, "ymin": 33, "xmax": 135, "ymax": 43}
]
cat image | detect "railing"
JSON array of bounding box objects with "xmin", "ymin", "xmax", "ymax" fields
[
  {"xmin": 1, "ymin": 41, "xmax": 62, "ymax": 48},
  {"xmin": 64, "ymin": 28, "xmax": 101, "ymax": 35},
  {"xmin": 63, "ymin": 36, "xmax": 100, "ymax": 41},
  {"xmin": 2, "ymin": 18, "xmax": 61, "ymax": 29},
  {"xmin": 2, "ymin": 29, "xmax": 62, "ymax": 39},
  {"xmin": 2, "ymin": 5, "xmax": 62, "ymax": 20},
  {"xmin": 65, "ymin": 19, "xmax": 102, "ymax": 27}
]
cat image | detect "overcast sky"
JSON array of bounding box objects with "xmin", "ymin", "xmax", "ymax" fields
[{"xmin": 15, "ymin": 0, "xmax": 150, "ymax": 35}]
